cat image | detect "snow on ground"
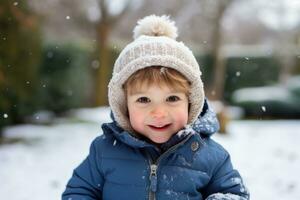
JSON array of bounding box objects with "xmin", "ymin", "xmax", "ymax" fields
[
  {"xmin": 215, "ymin": 120, "xmax": 300, "ymax": 200},
  {"xmin": 0, "ymin": 107, "xmax": 299, "ymax": 200}
]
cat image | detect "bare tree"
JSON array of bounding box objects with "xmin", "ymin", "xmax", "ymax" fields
[
  {"xmin": 93, "ymin": 0, "xmax": 134, "ymax": 105},
  {"xmin": 276, "ymin": 33, "xmax": 298, "ymax": 84},
  {"xmin": 198, "ymin": 0, "xmax": 235, "ymax": 101},
  {"xmin": 272, "ymin": 1, "xmax": 299, "ymax": 83},
  {"xmin": 29, "ymin": 0, "xmax": 136, "ymax": 105},
  {"xmin": 110, "ymin": 0, "xmax": 190, "ymax": 42}
]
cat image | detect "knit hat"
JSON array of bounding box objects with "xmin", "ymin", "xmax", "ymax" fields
[{"xmin": 108, "ymin": 15, "xmax": 205, "ymax": 132}]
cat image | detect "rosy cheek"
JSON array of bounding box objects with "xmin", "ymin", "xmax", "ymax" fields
[
  {"xmin": 176, "ymin": 110, "xmax": 189, "ymax": 125},
  {"xmin": 129, "ymin": 109, "xmax": 144, "ymax": 128},
  {"xmin": 177, "ymin": 115, "xmax": 187, "ymax": 125}
]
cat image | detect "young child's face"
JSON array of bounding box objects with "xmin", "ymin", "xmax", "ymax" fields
[{"xmin": 127, "ymin": 83, "xmax": 189, "ymax": 144}]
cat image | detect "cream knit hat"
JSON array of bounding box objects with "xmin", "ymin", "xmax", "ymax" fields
[{"xmin": 108, "ymin": 15, "xmax": 205, "ymax": 132}]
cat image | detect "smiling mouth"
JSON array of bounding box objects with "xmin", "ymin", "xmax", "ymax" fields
[{"xmin": 148, "ymin": 124, "xmax": 171, "ymax": 131}]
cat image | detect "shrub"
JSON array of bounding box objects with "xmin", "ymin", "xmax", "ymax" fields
[
  {"xmin": 36, "ymin": 43, "xmax": 93, "ymax": 114},
  {"xmin": 232, "ymin": 76, "xmax": 300, "ymax": 118},
  {"xmin": 0, "ymin": 0, "xmax": 42, "ymax": 132}
]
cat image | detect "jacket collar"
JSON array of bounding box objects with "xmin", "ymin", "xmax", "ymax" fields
[{"xmin": 160, "ymin": 99, "xmax": 220, "ymax": 151}]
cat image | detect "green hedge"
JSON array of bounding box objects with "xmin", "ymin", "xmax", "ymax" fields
[
  {"xmin": 224, "ymin": 56, "xmax": 280, "ymax": 102},
  {"xmin": 195, "ymin": 54, "xmax": 281, "ymax": 102},
  {"xmin": 232, "ymin": 76, "xmax": 300, "ymax": 118},
  {"xmin": 195, "ymin": 54, "xmax": 214, "ymax": 87},
  {"xmin": 0, "ymin": 42, "xmax": 94, "ymax": 132},
  {"xmin": 36, "ymin": 43, "xmax": 93, "ymax": 114},
  {"xmin": 0, "ymin": 0, "xmax": 42, "ymax": 131}
]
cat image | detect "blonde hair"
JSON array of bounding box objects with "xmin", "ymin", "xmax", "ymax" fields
[{"xmin": 123, "ymin": 66, "xmax": 191, "ymax": 96}]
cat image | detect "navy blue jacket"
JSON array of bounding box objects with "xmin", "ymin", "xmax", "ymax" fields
[{"xmin": 62, "ymin": 100, "xmax": 249, "ymax": 200}]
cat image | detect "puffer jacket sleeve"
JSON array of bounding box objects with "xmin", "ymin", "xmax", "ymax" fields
[
  {"xmin": 62, "ymin": 137, "xmax": 104, "ymax": 200},
  {"xmin": 204, "ymin": 152, "xmax": 250, "ymax": 200}
]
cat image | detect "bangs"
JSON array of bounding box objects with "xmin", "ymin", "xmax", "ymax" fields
[{"xmin": 124, "ymin": 66, "xmax": 191, "ymax": 95}]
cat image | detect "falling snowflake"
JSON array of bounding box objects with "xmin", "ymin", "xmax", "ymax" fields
[
  {"xmin": 47, "ymin": 51, "xmax": 54, "ymax": 58},
  {"xmin": 211, "ymin": 90, "xmax": 216, "ymax": 96},
  {"xmin": 160, "ymin": 67, "xmax": 167, "ymax": 74},
  {"xmin": 67, "ymin": 90, "xmax": 73, "ymax": 96},
  {"xmin": 163, "ymin": 174, "xmax": 167, "ymax": 180},
  {"xmin": 91, "ymin": 60, "xmax": 100, "ymax": 69}
]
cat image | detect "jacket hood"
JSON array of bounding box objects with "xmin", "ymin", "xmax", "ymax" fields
[
  {"xmin": 103, "ymin": 99, "xmax": 219, "ymax": 149},
  {"xmin": 192, "ymin": 99, "xmax": 220, "ymax": 137}
]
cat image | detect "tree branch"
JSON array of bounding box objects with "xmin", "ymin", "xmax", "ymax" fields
[{"xmin": 10, "ymin": 4, "xmax": 38, "ymax": 29}]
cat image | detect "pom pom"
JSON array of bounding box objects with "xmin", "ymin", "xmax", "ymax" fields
[{"xmin": 133, "ymin": 15, "xmax": 178, "ymax": 40}]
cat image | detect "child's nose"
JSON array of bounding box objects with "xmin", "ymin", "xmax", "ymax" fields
[{"xmin": 150, "ymin": 106, "xmax": 167, "ymax": 119}]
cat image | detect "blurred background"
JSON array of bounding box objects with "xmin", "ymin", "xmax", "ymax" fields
[
  {"xmin": 1, "ymin": 0, "xmax": 300, "ymax": 129},
  {"xmin": 0, "ymin": 0, "xmax": 300, "ymax": 199}
]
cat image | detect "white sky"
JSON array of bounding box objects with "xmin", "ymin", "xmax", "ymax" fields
[
  {"xmin": 257, "ymin": 0, "xmax": 300, "ymax": 30},
  {"xmin": 229, "ymin": 0, "xmax": 300, "ymax": 30}
]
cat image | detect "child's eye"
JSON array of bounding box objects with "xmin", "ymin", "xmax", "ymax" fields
[
  {"xmin": 137, "ymin": 97, "xmax": 150, "ymax": 103},
  {"xmin": 166, "ymin": 95, "xmax": 180, "ymax": 102}
]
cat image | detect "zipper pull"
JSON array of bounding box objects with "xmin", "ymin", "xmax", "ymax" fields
[{"xmin": 150, "ymin": 164, "xmax": 157, "ymax": 192}]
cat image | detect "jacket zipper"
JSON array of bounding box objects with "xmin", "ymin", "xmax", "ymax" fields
[
  {"xmin": 149, "ymin": 164, "xmax": 157, "ymax": 200},
  {"xmin": 147, "ymin": 134, "xmax": 194, "ymax": 200}
]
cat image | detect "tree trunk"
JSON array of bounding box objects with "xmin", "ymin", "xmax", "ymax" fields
[
  {"xmin": 278, "ymin": 52, "xmax": 295, "ymax": 84},
  {"xmin": 95, "ymin": 21, "xmax": 111, "ymax": 106},
  {"xmin": 212, "ymin": 50, "xmax": 227, "ymax": 101},
  {"xmin": 204, "ymin": 0, "xmax": 233, "ymax": 102},
  {"xmin": 209, "ymin": 12, "xmax": 226, "ymax": 101}
]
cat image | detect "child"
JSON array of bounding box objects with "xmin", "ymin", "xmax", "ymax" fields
[{"xmin": 62, "ymin": 15, "xmax": 249, "ymax": 200}]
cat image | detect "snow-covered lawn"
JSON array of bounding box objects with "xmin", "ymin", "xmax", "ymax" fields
[{"xmin": 0, "ymin": 107, "xmax": 299, "ymax": 200}]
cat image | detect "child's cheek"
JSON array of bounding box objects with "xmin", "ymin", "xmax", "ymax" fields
[
  {"xmin": 175, "ymin": 108, "xmax": 189, "ymax": 126},
  {"xmin": 129, "ymin": 109, "xmax": 145, "ymax": 129}
]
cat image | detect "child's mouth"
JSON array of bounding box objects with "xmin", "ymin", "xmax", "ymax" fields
[{"xmin": 148, "ymin": 124, "xmax": 171, "ymax": 131}]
